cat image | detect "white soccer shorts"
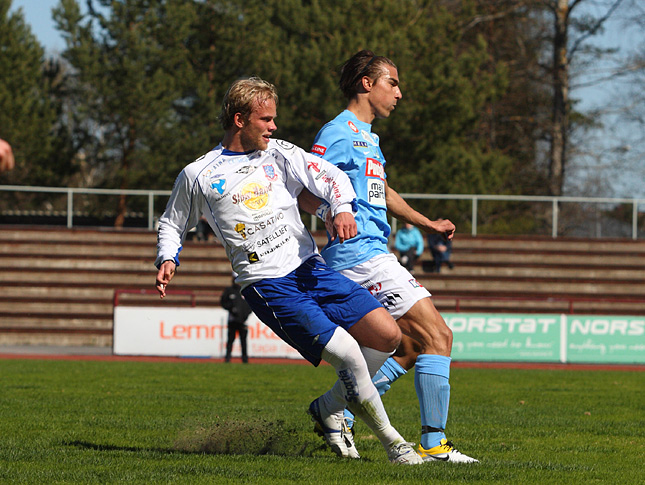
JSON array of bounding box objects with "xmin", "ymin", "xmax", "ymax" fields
[{"xmin": 339, "ymin": 253, "xmax": 431, "ymax": 320}]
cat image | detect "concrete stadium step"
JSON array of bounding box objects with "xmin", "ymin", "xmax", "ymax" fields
[
  {"xmin": 0, "ymin": 300, "xmax": 113, "ymax": 314},
  {"xmin": 2, "ymin": 224, "xmax": 645, "ymax": 348},
  {"xmin": 0, "ymin": 330, "xmax": 112, "ymax": 347},
  {"xmin": 0, "ymin": 226, "xmax": 157, "ymax": 244},
  {"xmin": 424, "ymin": 265, "xmax": 645, "ymax": 280},
  {"xmin": 0, "ymin": 269, "xmax": 231, "ymax": 287},
  {"xmin": 450, "ymin": 235, "xmax": 645, "ymax": 253},
  {"xmin": 0, "ymin": 241, "xmax": 229, "ymax": 259},
  {"xmin": 420, "ymin": 275, "xmax": 645, "ymax": 297},
  {"xmin": 0, "ymin": 255, "xmax": 233, "ymax": 272},
  {"xmin": 444, "ymin": 251, "xmax": 645, "ymax": 266}
]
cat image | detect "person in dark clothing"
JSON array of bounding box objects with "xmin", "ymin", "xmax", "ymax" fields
[
  {"xmin": 220, "ymin": 279, "xmax": 253, "ymax": 363},
  {"xmin": 427, "ymin": 233, "xmax": 453, "ymax": 273}
]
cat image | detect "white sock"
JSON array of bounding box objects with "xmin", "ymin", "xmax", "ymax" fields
[
  {"xmin": 360, "ymin": 346, "xmax": 394, "ymax": 377},
  {"xmin": 320, "ymin": 327, "xmax": 403, "ymax": 448}
]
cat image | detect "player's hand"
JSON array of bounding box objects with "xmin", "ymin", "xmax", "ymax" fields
[
  {"xmin": 433, "ymin": 218, "xmax": 455, "ymax": 241},
  {"xmin": 332, "ymin": 212, "xmax": 357, "ymax": 243},
  {"xmin": 155, "ymin": 261, "xmax": 176, "ymax": 299}
]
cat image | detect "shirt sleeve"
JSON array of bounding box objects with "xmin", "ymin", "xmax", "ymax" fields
[
  {"xmin": 276, "ymin": 141, "xmax": 358, "ymax": 217},
  {"xmin": 154, "ymin": 169, "xmax": 204, "ymax": 268}
]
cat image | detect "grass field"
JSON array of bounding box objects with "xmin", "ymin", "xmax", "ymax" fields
[{"xmin": 0, "ymin": 358, "xmax": 643, "ymax": 484}]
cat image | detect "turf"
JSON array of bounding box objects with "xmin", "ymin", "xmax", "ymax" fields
[{"xmin": 0, "ymin": 358, "xmax": 643, "ymax": 484}]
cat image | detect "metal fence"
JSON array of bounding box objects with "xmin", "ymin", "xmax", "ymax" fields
[{"xmin": 1, "ymin": 185, "xmax": 644, "ymax": 239}]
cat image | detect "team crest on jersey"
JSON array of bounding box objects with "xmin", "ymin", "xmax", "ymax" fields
[
  {"xmin": 210, "ymin": 178, "xmax": 226, "ymax": 194},
  {"xmin": 365, "ymin": 158, "xmax": 385, "ymax": 180},
  {"xmin": 365, "ymin": 282, "xmax": 382, "ymax": 296},
  {"xmin": 262, "ymin": 164, "xmax": 278, "ymax": 181},
  {"xmin": 311, "ymin": 144, "xmax": 326, "ymax": 156},
  {"xmin": 408, "ymin": 278, "xmax": 421, "ymax": 288},
  {"xmin": 348, "ymin": 121, "xmax": 359, "ymax": 133}
]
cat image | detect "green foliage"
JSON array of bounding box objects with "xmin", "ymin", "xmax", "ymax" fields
[
  {"xmin": 53, "ymin": 0, "xmax": 199, "ymax": 191},
  {"xmin": 0, "ymin": 0, "xmax": 71, "ymax": 187},
  {"xmin": 0, "ymin": 358, "xmax": 643, "ymax": 483}
]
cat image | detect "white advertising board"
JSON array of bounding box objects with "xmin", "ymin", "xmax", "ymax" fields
[{"xmin": 113, "ymin": 306, "xmax": 303, "ymax": 360}]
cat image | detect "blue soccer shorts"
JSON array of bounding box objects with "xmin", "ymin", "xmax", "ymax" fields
[{"xmin": 241, "ymin": 256, "xmax": 382, "ymax": 365}]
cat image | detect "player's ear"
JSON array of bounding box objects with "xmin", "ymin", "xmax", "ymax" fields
[
  {"xmin": 361, "ymin": 76, "xmax": 373, "ymax": 92},
  {"xmin": 233, "ymin": 112, "xmax": 246, "ymax": 129}
]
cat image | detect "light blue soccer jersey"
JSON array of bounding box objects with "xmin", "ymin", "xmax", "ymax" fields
[{"xmin": 312, "ymin": 110, "xmax": 391, "ymax": 270}]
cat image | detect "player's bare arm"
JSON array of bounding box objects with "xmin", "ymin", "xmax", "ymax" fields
[
  {"xmin": 385, "ymin": 181, "xmax": 455, "ymax": 240},
  {"xmin": 155, "ymin": 260, "xmax": 176, "ymax": 299}
]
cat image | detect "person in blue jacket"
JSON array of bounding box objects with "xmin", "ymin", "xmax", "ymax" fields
[{"xmin": 394, "ymin": 223, "xmax": 424, "ymax": 272}]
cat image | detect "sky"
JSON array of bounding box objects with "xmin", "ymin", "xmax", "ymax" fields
[{"xmin": 10, "ymin": 0, "xmax": 66, "ymax": 52}]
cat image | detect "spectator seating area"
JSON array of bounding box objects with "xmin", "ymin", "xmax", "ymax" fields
[{"xmin": 1, "ymin": 225, "xmax": 644, "ymax": 347}]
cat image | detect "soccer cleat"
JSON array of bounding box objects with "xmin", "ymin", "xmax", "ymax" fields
[
  {"xmin": 387, "ymin": 441, "xmax": 424, "ymax": 465},
  {"xmin": 417, "ymin": 438, "xmax": 479, "ymax": 463},
  {"xmin": 308, "ymin": 398, "xmax": 351, "ymax": 458}
]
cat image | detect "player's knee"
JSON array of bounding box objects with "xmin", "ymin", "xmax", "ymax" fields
[{"xmin": 383, "ymin": 322, "xmax": 402, "ymax": 352}]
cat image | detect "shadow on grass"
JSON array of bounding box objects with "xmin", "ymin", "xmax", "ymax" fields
[{"xmin": 65, "ymin": 418, "xmax": 324, "ymax": 458}]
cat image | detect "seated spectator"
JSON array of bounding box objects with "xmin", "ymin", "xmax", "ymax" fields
[
  {"xmin": 394, "ymin": 223, "xmax": 424, "ymax": 272},
  {"xmin": 427, "ymin": 233, "xmax": 453, "ymax": 273}
]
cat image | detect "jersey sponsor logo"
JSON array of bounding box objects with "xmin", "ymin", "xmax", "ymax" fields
[
  {"xmin": 367, "ymin": 179, "xmax": 386, "ymax": 207},
  {"xmin": 408, "ymin": 278, "xmax": 422, "ymax": 288},
  {"xmin": 210, "ymin": 178, "xmax": 226, "ymax": 194},
  {"xmin": 307, "ymin": 160, "xmax": 321, "ymax": 173},
  {"xmin": 348, "ymin": 121, "xmax": 359, "ymax": 133},
  {"xmin": 231, "ymin": 182, "xmax": 271, "ymax": 210},
  {"xmin": 256, "ymin": 225, "xmax": 288, "ymax": 247},
  {"xmin": 353, "ymin": 141, "xmax": 368, "ymax": 148},
  {"xmin": 234, "ymin": 223, "xmax": 247, "ymax": 239},
  {"xmin": 262, "ymin": 164, "xmax": 278, "ymax": 181},
  {"xmin": 247, "ymin": 252, "xmax": 260, "ymax": 263},
  {"xmin": 244, "ymin": 212, "xmax": 285, "ymax": 237},
  {"xmin": 365, "ymin": 158, "xmax": 385, "ymax": 179},
  {"xmin": 236, "ymin": 165, "xmax": 255, "ymax": 174},
  {"xmin": 311, "ymin": 144, "xmax": 326, "ymax": 156},
  {"xmin": 257, "ymin": 234, "xmax": 291, "ymax": 257}
]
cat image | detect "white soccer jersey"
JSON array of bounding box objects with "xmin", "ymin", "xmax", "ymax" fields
[{"xmin": 155, "ymin": 139, "xmax": 357, "ymax": 288}]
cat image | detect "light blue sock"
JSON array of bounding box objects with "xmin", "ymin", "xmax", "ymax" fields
[
  {"xmin": 344, "ymin": 357, "xmax": 407, "ymax": 426},
  {"xmin": 415, "ymin": 354, "xmax": 451, "ymax": 449}
]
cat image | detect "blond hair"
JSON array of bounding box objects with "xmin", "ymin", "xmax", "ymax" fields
[{"xmin": 219, "ymin": 77, "xmax": 279, "ymax": 130}]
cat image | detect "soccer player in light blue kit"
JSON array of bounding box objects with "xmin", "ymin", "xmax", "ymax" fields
[{"xmin": 301, "ymin": 50, "xmax": 478, "ymax": 463}]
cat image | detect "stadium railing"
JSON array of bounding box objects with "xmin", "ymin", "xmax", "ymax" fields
[{"xmin": 1, "ymin": 185, "xmax": 644, "ymax": 239}]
